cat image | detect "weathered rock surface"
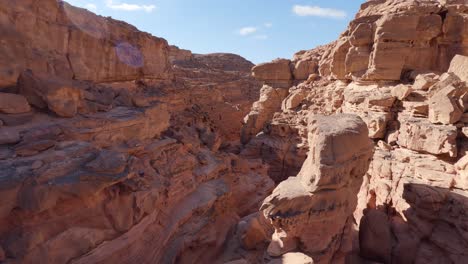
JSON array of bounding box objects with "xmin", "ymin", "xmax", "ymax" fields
[
  {"xmin": 0, "ymin": 1, "xmax": 267, "ymax": 264},
  {"xmin": 398, "ymin": 116, "xmax": 458, "ymax": 157},
  {"xmin": 320, "ymin": 0, "xmax": 468, "ymax": 81},
  {"xmin": 261, "ymin": 114, "xmax": 373, "ymax": 263},
  {"xmin": 3, "ymin": 0, "xmax": 468, "ymax": 263},
  {"xmin": 18, "ymin": 70, "xmax": 84, "ymax": 117},
  {"xmin": 241, "ymin": 85, "xmax": 289, "ymax": 144},
  {"xmin": 237, "ymin": 1, "xmax": 468, "ymax": 263},
  {"xmin": 252, "ymin": 59, "xmax": 292, "ymax": 88},
  {"xmin": 0, "ymin": 93, "xmax": 31, "ymax": 114},
  {"xmin": 0, "ymin": 0, "xmax": 171, "ymax": 88},
  {"xmin": 359, "ymin": 209, "xmax": 392, "ymax": 263},
  {"xmin": 449, "ymin": 54, "xmax": 468, "ymax": 83}
]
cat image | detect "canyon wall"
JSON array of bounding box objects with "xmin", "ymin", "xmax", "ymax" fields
[
  {"xmin": 0, "ymin": 1, "xmax": 270, "ymax": 263},
  {"xmin": 238, "ymin": 0, "xmax": 468, "ymax": 263},
  {"xmin": 324, "ymin": 0, "xmax": 468, "ymax": 81},
  {"xmin": 2, "ymin": 0, "xmax": 468, "ymax": 263},
  {"xmin": 0, "ymin": 0, "xmax": 172, "ymax": 88}
]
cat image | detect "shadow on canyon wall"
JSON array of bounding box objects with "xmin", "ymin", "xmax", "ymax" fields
[{"xmin": 357, "ymin": 183, "xmax": 468, "ymax": 264}]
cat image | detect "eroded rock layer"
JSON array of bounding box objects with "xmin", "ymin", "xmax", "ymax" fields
[
  {"xmin": 236, "ymin": 0, "xmax": 468, "ymax": 263},
  {"xmin": 261, "ymin": 114, "xmax": 374, "ymax": 263},
  {"xmin": 0, "ymin": 1, "xmax": 272, "ymax": 264},
  {"xmin": 2, "ymin": 0, "xmax": 468, "ymax": 264}
]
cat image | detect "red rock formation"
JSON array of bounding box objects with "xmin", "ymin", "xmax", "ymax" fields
[
  {"xmin": 236, "ymin": 1, "xmax": 468, "ymax": 263},
  {"xmin": 323, "ymin": 0, "xmax": 468, "ymax": 81},
  {"xmin": 2, "ymin": 0, "xmax": 468, "ymax": 263},
  {"xmin": 0, "ymin": 1, "xmax": 268, "ymax": 264},
  {"xmin": 0, "ymin": 0, "xmax": 172, "ymax": 87},
  {"xmin": 261, "ymin": 114, "xmax": 374, "ymax": 262}
]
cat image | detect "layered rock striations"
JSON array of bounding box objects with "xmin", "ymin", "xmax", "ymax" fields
[
  {"xmin": 0, "ymin": 0, "xmax": 173, "ymax": 88},
  {"xmin": 2, "ymin": 0, "xmax": 468, "ymax": 263},
  {"xmin": 237, "ymin": 0, "xmax": 468, "ymax": 263},
  {"xmin": 0, "ymin": 1, "xmax": 270, "ymax": 264},
  {"xmin": 324, "ymin": 0, "xmax": 468, "ymax": 81},
  {"xmin": 261, "ymin": 114, "xmax": 374, "ymax": 262}
]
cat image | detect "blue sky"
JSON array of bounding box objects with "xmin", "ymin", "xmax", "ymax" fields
[{"xmin": 66, "ymin": 0, "xmax": 364, "ymax": 64}]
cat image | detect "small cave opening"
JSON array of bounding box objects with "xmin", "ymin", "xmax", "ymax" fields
[
  {"xmin": 438, "ymin": 9, "xmax": 448, "ymax": 22},
  {"xmin": 400, "ymin": 68, "xmax": 414, "ymax": 83}
]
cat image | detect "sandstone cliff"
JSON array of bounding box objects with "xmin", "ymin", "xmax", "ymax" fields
[
  {"xmin": 0, "ymin": 1, "xmax": 271, "ymax": 263},
  {"xmin": 239, "ymin": 0, "xmax": 468, "ymax": 263},
  {"xmin": 2, "ymin": 0, "xmax": 468, "ymax": 264}
]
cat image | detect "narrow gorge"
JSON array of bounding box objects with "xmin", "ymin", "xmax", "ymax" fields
[{"xmin": 0, "ymin": 0, "xmax": 467, "ymax": 263}]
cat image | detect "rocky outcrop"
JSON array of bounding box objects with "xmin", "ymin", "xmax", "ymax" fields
[
  {"xmin": 241, "ymin": 58, "xmax": 468, "ymax": 262},
  {"xmin": 261, "ymin": 114, "xmax": 374, "ymax": 263},
  {"xmin": 171, "ymin": 53, "xmax": 260, "ymax": 144},
  {"xmin": 252, "ymin": 59, "xmax": 292, "ymax": 88},
  {"xmin": 0, "ymin": 1, "xmax": 268, "ymax": 264},
  {"xmin": 240, "ymin": 85, "xmax": 289, "ymax": 145},
  {"xmin": 0, "ymin": 0, "xmax": 172, "ymax": 88},
  {"xmin": 0, "ymin": 93, "xmax": 30, "ymax": 114},
  {"xmin": 236, "ymin": 1, "xmax": 468, "ymax": 263},
  {"xmin": 320, "ymin": 0, "xmax": 468, "ymax": 81},
  {"xmin": 3, "ymin": 0, "xmax": 468, "ymax": 263}
]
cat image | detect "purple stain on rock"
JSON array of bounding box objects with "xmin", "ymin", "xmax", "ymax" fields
[{"xmin": 115, "ymin": 42, "xmax": 144, "ymax": 68}]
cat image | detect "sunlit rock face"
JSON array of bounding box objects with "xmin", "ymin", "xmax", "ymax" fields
[
  {"xmin": 261, "ymin": 114, "xmax": 374, "ymax": 263},
  {"xmin": 0, "ymin": 0, "xmax": 171, "ymax": 88},
  {"xmin": 236, "ymin": 1, "xmax": 468, "ymax": 263},
  {"xmin": 2, "ymin": 0, "xmax": 468, "ymax": 263},
  {"xmin": 322, "ymin": 0, "xmax": 468, "ymax": 81},
  {"xmin": 0, "ymin": 1, "xmax": 271, "ymax": 264}
]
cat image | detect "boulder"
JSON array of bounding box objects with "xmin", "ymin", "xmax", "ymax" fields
[
  {"xmin": 357, "ymin": 111, "xmax": 393, "ymax": 139},
  {"xmin": 403, "ymin": 102, "xmax": 429, "ymax": 118},
  {"xmin": 261, "ymin": 114, "xmax": 373, "ymax": 263},
  {"xmin": 252, "ymin": 59, "xmax": 292, "ymax": 87},
  {"xmin": 391, "ymin": 84, "xmax": 412, "ymax": 101},
  {"xmin": 241, "ymin": 85, "xmax": 289, "ymax": 144},
  {"xmin": 293, "ymin": 60, "xmax": 318, "ymax": 80},
  {"xmin": 17, "ymin": 70, "xmax": 83, "ymax": 117},
  {"xmin": 282, "ymin": 89, "xmax": 307, "ymax": 110},
  {"xmin": 428, "ymin": 84, "xmax": 467, "ymax": 124},
  {"xmin": 85, "ymin": 150, "xmax": 128, "ymax": 174},
  {"xmin": 398, "ymin": 117, "xmax": 458, "ymax": 157},
  {"xmin": 0, "ymin": 128, "xmax": 20, "ymax": 145},
  {"xmin": 0, "ymin": 93, "xmax": 31, "ymax": 114},
  {"xmin": 448, "ymin": 55, "xmax": 468, "ymax": 83},
  {"xmin": 413, "ymin": 73, "xmax": 439, "ymax": 91},
  {"xmin": 253, "ymin": 59, "xmax": 292, "ymax": 81},
  {"xmin": 455, "ymin": 155, "xmax": 468, "ymax": 190}
]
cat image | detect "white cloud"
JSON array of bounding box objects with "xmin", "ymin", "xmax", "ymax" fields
[
  {"xmin": 106, "ymin": 0, "xmax": 156, "ymax": 13},
  {"xmin": 239, "ymin": 27, "xmax": 258, "ymax": 36},
  {"xmin": 264, "ymin": 22, "xmax": 273, "ymax": 28},
  {"xmin": 292, "ymin": 5, "xmax": 346, "ymax": 19}
]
